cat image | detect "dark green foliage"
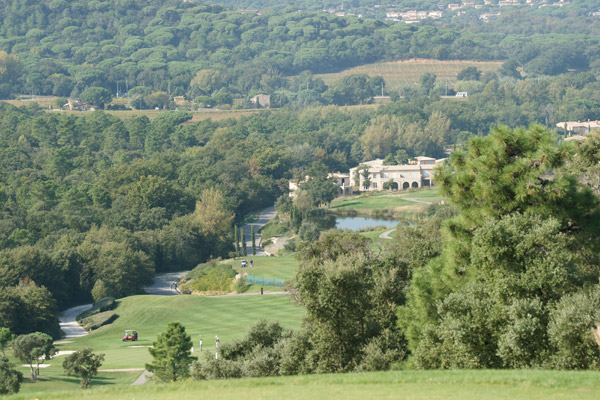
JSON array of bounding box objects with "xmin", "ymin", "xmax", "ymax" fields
[
  {"xmin": 292, "ymin": 232, "xmax": 406, "ymax": 372},
  {"xmin": 0, "ymin": 358, "xmax": 23, "ymax": 395},
  {"xmin": 79, "ymin": 311, "xmax": 118, "ymax": 332},
  {"xmin": 0, "ymin": 328, "xmax": 15, "ymax": 358},
  {"xmin": 179, "ymin": 261, "xmax": 236, "ymax": 293},
  {"xmin": 241, "ymin": 229, "xmax": 247, "ymax": 256},
  {"xmin": 146, "ymin": 322, "xmax": 197, "ymax": 382},
  {"xmin": 12, "ymin": 332, "xmax": 56, "ymax": 380},
  {"xmin": 79, "ymin": 87, "xmax": 112, "ymax": 109},
  {"xmin": 76, "ymin": 297, "xmax": 115, "ymax": 321},
  {"xmin": 457, "ymin": 67, "xmax": 481, "ymax": 81},
  {"xmin": 547, "ymin": 287, "xmax": 600, "ymax": 369},
  {"xmin": 0, "ymin": 282, "xmax": 60, "ymax": 338},
  {"xmin": 404, "ymin": 125, "xmax": 600, "ymax": 370},
  {"xmin": 234, "ymin": 225, "xmax": 239, "ymax": 256},
  {"xmin": 251, "ymin": 225, "xmax": 256, "ymax": 256},
  {"xmin": 62, "ymin": 348, "xmax": 105, "ymax": 389}
]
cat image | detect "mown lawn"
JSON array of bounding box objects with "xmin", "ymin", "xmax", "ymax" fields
[
  {"xmin": 8, "ymin": 369, "xmax": 600, "ymax": 400},
  {"xmin": 53, "ymin": 294, "xmax": 303, "ymax": 370},
  {"xmin": 331, "ymin": 188, "xmax": 441, "ymax": 212},
  {"xmin": 222, "ymin": 253, "xmax": 298, "ymax": 281}
]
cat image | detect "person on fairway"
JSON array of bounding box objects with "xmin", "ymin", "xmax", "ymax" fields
[
  {"xmin": 199, "ymin": 338, "xmax": 203, "ymax": 351},
  {"xmin": 215, "ymin": 335, "xmax": 220, "ymax": 348}
]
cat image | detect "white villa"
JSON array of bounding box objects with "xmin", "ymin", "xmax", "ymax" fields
[{"xmin": 349, "ymin": 157, "xmax": 445, "ymax": 191}]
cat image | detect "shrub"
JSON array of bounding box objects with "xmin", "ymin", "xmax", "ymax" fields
[
  {"xmin": 80, "ymin": 311, "xmax": 119, "ymax": 331},
  {"xmin": 77, "ymin": 297, "xmax": 115, "ymax": 321},
  {"xmin": 547, "ymin": 286, "xmax": 600, "ymax": 369}
]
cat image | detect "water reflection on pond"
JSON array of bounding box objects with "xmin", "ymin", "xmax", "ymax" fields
[{"xmin": 335, "ymin": 216, "xmax": 400, "ymax": 231}]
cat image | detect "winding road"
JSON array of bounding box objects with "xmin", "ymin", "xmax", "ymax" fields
[
  {"xmin": 240, "ymin": 206, "xmax": 276, "ymax": 256},
  {"xmin": 143, "ymin": 271, "xmax": 188, "ymax": 296},
  {"xmin": 58, "ymin": 303, "xmax": 93, "ymax": 340}
]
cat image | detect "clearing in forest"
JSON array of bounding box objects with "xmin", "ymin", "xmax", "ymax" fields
[{"xmin": 314, "ymin": 59, "xmax": 503, "ymax": 90}]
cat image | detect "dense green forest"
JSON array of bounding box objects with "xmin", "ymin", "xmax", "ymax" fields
[
  {"xmin": 1, "ymin": 65, "xmax": 600, "ymax": 339},
  {"xmin": 0, "ymin": 0, "xmax": 599, "ymax": 102}
]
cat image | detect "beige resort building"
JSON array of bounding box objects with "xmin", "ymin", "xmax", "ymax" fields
[{"xmin": 349, "ymin": 156, "xmax": 445, "ymax": 191}]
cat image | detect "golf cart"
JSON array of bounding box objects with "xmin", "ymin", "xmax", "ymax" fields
[{"xmin": 122, "ymin": 330, "xmax": 138, "ymax": 341}]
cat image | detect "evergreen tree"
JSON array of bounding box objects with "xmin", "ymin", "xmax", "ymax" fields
[
  {"xmin": 146, "ymin": 322, "xmax": 196, "ymax": 382},
  {"xmin": 234, "ymin": 225, "xmax": 239, "ymax": 257},
  {"xmin": 251, "ymin": 225, "xmax": 256, "ymax": 255},
  {"xmin": 241, "ymin": 229, "xmax": 247, "ymax": 256},
  {"xmin": 0, "ymin": 358, "xmax": 22, "ymax": 395}
]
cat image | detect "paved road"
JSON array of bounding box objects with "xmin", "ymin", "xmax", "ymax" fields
[
  {"xmin": 59, "ymin": 304, "xmax": 93, "ymax": 340},
  {"xmin": 144, "ymin": 271, "xmax": 188, "ymax": 296},
  {"xmin": 132, "ymin": 370, "xmax": 153, "ymax": 385},
  {"xmin": 240, "ymin": 206, "xmax": 276, "ymax": 256},
  {"xmin": 379, "ymin": 229, "xmax": 396, "ymax": 240}
]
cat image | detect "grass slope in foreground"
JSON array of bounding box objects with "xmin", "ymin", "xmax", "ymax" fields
[
  {"xmin": 8, "ymin": 369, "xmax": 600, "ymax": 400},
  {"xmin": 56, "ymin": 294, "xmax": 303, "ymax": 370}
]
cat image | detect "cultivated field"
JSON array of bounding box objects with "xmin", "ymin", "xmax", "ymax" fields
[
  {"xmin": 8, "ymin": 369, "xmax": 600, "ymax": 400},
  {"xmin": 314, "ymin": 59, "xmax": 503, "ymax": 90}
]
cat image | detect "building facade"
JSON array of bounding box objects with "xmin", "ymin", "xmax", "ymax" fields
[{"xmin": 349, "ymin": 157, "xmax": 445, "ymax": 191}]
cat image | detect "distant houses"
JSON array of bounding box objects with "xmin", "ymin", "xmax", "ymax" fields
[
  {"xmin": 349, "ymin": 157, "xmax": 445, "ymax": 191},
  {"xmin": 557, "ymin": 120, "xmax": 600, "ymax": 136},
  {"xmin": 289, "ymin": 157, "xmax": 445, "ymax": 199}
]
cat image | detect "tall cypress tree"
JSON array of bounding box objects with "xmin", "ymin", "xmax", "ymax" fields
[
  {"xmin": 234, "ymin": 225, "xmax": 239, "ymax": 256},
  {"xmin": 251, "ymin": 225, "xmax": 256, "ymax": 255},
  {"xmin": 241, "ymin": 228, "xmax": 247, "ymax": 256}
]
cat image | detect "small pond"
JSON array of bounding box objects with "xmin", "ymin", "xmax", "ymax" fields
[{"xmin": 335, "ymin": 216, "xmax": 400, "ymax": 231}]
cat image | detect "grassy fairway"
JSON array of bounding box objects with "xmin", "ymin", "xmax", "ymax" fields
[
  {"xmin": 55, "ymin": 295, "xmax": 303, "ymax": 370},
  {"xmin": 313, "ymin": 59, "xmax": 502, "ymax": 89},
  {"xmin": 331, "ymin": 188, "xmax": 442, "ymax": 215},
  {"xmin": 8, "ymin": 369, "xmax": 600, "ymax": 400},
  {"xmin": 223, "ymin": 253, "xmax": 298, "ymax": 280},
  {"xmin": 13, "ymin": 369, "xmax": 139, "ymax": 397}
]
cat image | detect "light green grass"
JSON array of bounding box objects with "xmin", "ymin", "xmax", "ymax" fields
[
  {"xmin": 12, "ymin": 368, "xmax": 139, "ymax": 396},
  {"xmin": 223, "ymin": 254, "xmax": 298, "ymax": 280},
  {"xmin": 332, "ymin": 188, "xmax": 441, "ymax": 213},
  {"xmin": 58, "ymin": 295, "xmax": 303, "ymax": 370},
  {"xmin": 8, "ymin": 369, "xmax": 600, "ymax": 400}
]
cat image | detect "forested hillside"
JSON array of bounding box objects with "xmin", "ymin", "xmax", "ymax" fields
[
  {"xmin": 1, "ymin": 62, "xmax": 600, "ymax": 339},
  {"xmin": 0, "ymin": 0, "xmax": 599, "ymax": 102}
]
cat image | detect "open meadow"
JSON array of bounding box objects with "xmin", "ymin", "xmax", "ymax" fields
[
  {"xmin": 7, "ymin": 369, "xmax": 600, "ymax": 400},
  {"xmin": 314, "ymin": 59, "xmax": 502, "ymax": 90}
]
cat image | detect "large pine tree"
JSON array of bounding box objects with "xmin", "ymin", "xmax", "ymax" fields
[{"xmin": 146, "ymin": 322, "xmax": 196, "ymax": 382}]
